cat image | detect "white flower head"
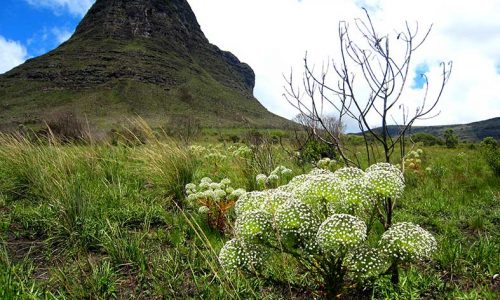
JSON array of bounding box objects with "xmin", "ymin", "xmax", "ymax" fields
[
  {"xmin": 275, "ymin": 199, "xmax": 320, "ymax": 250},
  {"xmin": 334, "ymin": 167, "xmax": 365, "ymax": 181},
  {"xmin": 219, "ymin": 239, "xmax": 266, "ymax": 272},
  {"xmin": 316, "ymin": 214, "xmax": 367, "ymax": 253},
  {"xmin": 365, "ymin": 169, "xmax": 405, "ymax": 200},
  {"xmin": 235, "ymin": 210, "xmax": 274, "ymax": 243},
  {"xmin": 198, "ymin": 206, "xmax": 210, "ymax": 214},
  {"xmin": 380, "ymin": 222, "xmax": 437, "ymax": 261},
  {"xmin": 234, "ymin": 191, "xmax": 267, "ymax": 216}
]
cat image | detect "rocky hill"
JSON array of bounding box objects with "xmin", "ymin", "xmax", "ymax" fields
[
  {"xmin": 0, "ymin": 0, "xmax": 288, "ymax": 130},
  {"xmin": 360, "ymin": 117, "xmax": 500, "ymax": 142}
]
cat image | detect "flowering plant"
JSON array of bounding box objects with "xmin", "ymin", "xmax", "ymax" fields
[
  {"xmin": 255, "ymin": 165, "xmax": 293, "ymax": 190},
  {"xmin": 404, "ymin": 149, "xmax": 424, "ymax": 172},
  {"xmin": 185, "ymin": 177, "xmax": 245, "ymax": 232},
  {"xmin": 219, "ymin": 163, "xmax": 436, "ymax": 296}
]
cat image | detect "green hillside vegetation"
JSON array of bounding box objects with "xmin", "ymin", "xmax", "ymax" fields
[
  {"xmin": 0, "ymin": 131, "xmax": 498, "ymax": 299},
  {"xmin": 364, "ymin": 117, "xmax": 500, "ymax": 142}
]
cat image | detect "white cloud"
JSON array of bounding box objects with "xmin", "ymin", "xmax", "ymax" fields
[
  {"xmin": 187, "ymin": 0, "xmax": 500, "ymax": 128},
  {"xmin": 0, "ymin": 36, "xmax": 29, "ymax": 74},
  {"xmin": 25, "ymin": 0, "xmax": 94, "ymax": 16},
  {"xmin": 51, "ymin": 27, "xmax": 73, "ymax": 44}
]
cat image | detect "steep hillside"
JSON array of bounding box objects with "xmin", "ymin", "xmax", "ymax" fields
[{"xmin": 0, "ymin": 0, "xmax": 288, "ymax": 130}]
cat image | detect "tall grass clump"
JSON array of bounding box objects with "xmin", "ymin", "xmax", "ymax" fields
[{"xmin": 139, "ymin": 139, "xmax": 198, "ymax": 204}]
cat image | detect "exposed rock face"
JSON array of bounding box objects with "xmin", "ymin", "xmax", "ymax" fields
[{"xmin": 0, "ymin": 0, "xmax": 284, "ymax": 128}]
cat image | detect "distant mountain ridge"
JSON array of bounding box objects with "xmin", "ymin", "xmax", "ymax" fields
[
  {"xmin": 0, "ymin": 0, "xmax": 289, "ymax": 130},
  {"xmin": 358, "ymin": 117, "xmax": 500, "ymax": 142}
]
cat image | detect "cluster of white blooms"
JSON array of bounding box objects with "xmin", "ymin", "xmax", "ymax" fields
[
  {"xmin": 261, "ymin": 190, "xmax": 295, "ymax": 214},
  {"xmin": 345, "ymin": 247, "xmax": 386, "ymax": 279},
  {"xmin": 234, "ymin": 191, "xmax": 268, "ymax": 216},
  {"xmin": 334, "ymin": 167, "xmax": 365, "ymax": 181},
  {"xmin": 404, "ymin": 149, "xmax": 424, "ymax": 171},
  {"xmin": 219, "ymin": 238, "xmax": 266, "ymax": 272},
  {"xmin": 275, "ymin": 199, "xmax": 321, "ymax": 250},
  {"xmin": 380, "ymin": 222, "xmax": 437, "ymax": 261},
  {"xmin": 188, "ymin": 145, "xmax": 207, "ymax": 156},
  {"xmin": 188, "ymin": 144, "xmax": 228, "ymax": 163},
  {"xmin": 338, "ymin": 177, "xmax": 375, "ymax": 213},
  {"xmin": 365, "ymin": 169, "xmax": 405, "ymax": 200},
  {"xmin": 185, "ymin": 177, "xmax": 245, "ymax": 208},
  {"xmin": 219, "ymin": 162, "xmax": 436, "ymax": 279},
  {"xmin": 235, "ymin": 210, "xmax": 274, "ymax": 243},
  {"xmin": 255, "ymin": 165, "xmax": 293, "ymax": 189},
  {"xmin": 292, "ymin": 173, "xmax": 341, "ymax": 209},
  {"xmin": 316, "ymin": 157, "xmax": 338, "ymax": 170},
  {"xmin": 366, "ymin": 162, "xmax": 405, "ymax": 181},
  {"xmin": 228, "ymin": 145, "xmax": 252, "ymax": 158},
  {"xmin": 198, "ymin": 206, "xmax": 210, "ymax": 214},
  {"xmin": 316, "ymin": 214, "xmax": 367, "ymax": 253}
]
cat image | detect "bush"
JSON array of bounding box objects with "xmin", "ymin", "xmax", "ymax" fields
[
  {"xmin": 479, "ymin": 137, "xmax": 500, "ymax": 176},
  {"xmin": 44, "ymin": 111, "xmax": 88, "ymax": 143},
  {"xmin": 299, "ymin": 139, "xmax": 337, "ymax": 165},
  {"xmin": 443, "ymin": 129, "xmax": 459, "ymax": 148},
  {"xmin": 411, "ymin": 133, "xmax": 444, "ymax": 146}
]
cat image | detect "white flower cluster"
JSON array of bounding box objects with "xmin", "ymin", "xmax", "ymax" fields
[
  {"xmin": 185, "ymin": 177, "xmax": 245, "ymax": 206},
  {"xmin": 219, "ymin": 162, "xmax": 435, "ymax": 278},
  {"xmin": 345, "ymin": 247, "xmax": 386, "ymax": 279},
  {"xmin": 261, "ymin": 191, "xmax": 294, "ymax": 214},
  {"xmin": 380, "ymin": 222, "xmax": 437, "ymax": 261},
  {"xmin": 316, "ymin": 214, "xmax": 367, "ymax": 253},
  {"xmin": 229, "ymin": 145, "xmax": 252, "ymax": 157},
  {"xmin": 188, "ymin": 145, "xmax": 207, "ymax": 156},
  {"xmin": 338, "ymin": 177, "xmax": 374, "ymax": 213},
  {"xmin": 316, "ymin": 157, "xmax": 338, "ymax": 170},
  {"xmin": 365, "ymin": 169, "xmax": 405, "ymax": 200},
  {"xmin": 275, "ymin": 199, "xmax": 321, "ymax": 250},
  {"xmin": 255, "ymin": 165, "xmax": 293, "ymax": 188},
  {"xmin": 234, "ymin": 191, "xmax": 268, "ymax": 216},
  {"xmin": 292, "ymin": 173, "xmax": 341, "ymax": 209},
  {"xmin": 235, "ymin": 210, "xmax": 274, "ymax": 242},
  {"xmin": 366, "ymin": 163, "xmax": 405, "ymax": 181},
  {"xmin": 188, "ymin": 144, "xmax": 227, "ymax": 163},
  {"xmin": 334, "ymin": 167, "xmax": 366, "ymax": 181},
  {"xmin": 219, "ymin": 238, "xmax": 266, "ymax": 272},
  {"xmin": 404, "ymin": 149, "xmax": 424, "ymax": 171}
]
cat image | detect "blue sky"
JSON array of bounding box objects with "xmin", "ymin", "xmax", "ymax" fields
[
  {"xmin": 0, "ymin": 0, "xmax": 80, "ymax": 57},
  {"xmin": 0, "ymin": 0, "xmax": 499, "ymax": 128}
]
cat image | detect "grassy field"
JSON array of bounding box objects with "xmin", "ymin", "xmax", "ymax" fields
[{"xmin": 0, "ymin": 132, "xmax": 498, "ymax": 299}]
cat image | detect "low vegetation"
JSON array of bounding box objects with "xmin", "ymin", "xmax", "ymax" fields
[{"xmin": 0, "ymin": 129, "xmax": 498, "ymax": 299}]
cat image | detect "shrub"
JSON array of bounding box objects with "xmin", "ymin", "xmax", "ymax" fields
[
  {"xmin": 443, "ymin": 129, "xmax": 459, "ymax": 148},
  {"xmin": 411, "ymin": 133, "xmax": 444, "ymax": 146},
  {"xmin": 44, "ymin": 111, "xmax": 88, "ymax": 143},
  {"xmin": 219, "ymin": 163, "xmax": 436, "ymax": 297},
  {"xmin": 479, "ymin": 137, "xmax": 500, "ymax": 176},
  {"xmin": 299, "ymin": 139, "xmax": 336, "ymax": 165},
  {"xmin": 165, "ymin": 115, "xmax": 201, "ymax": 143}
]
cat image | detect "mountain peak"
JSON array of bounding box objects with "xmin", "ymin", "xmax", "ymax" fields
[
  {"xmin": 73, "ymin": 0, "xmax": 204, "ymax": 42},
  {"xmin": 0, "ymin": 0, "xmax": 288, "ymax": 130}
]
